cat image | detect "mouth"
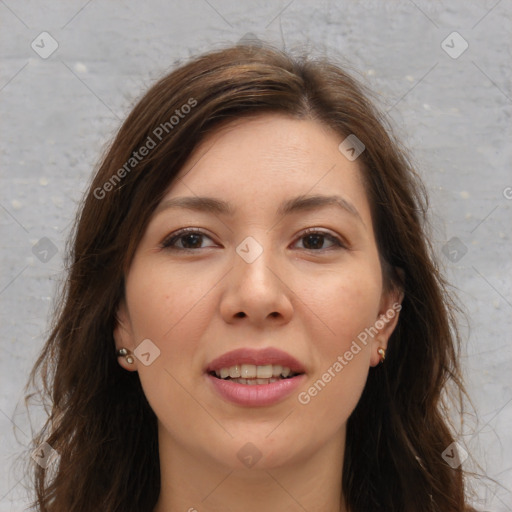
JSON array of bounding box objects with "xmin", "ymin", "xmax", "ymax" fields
[
  {"xmin": 208, "ymin": 364, "xmax": 303, "ymax": 385},
  {"xmin": 205, "ymin": 347, "xmax": 306, "ymax": 406}
]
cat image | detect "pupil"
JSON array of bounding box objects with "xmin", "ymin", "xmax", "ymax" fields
[
  {"xmin": 304, "ymin": 234, "xmax": 323, "ymax": 250},
  {"xmin": 183, "ymin": 234, "xmax": 201, "ymax": 248}
]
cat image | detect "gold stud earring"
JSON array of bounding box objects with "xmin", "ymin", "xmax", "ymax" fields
[
  {"xmin": 116, "ymin": 347, "xmax": 134, "ymax": 364},
  {"xmin": 377, "ymin": 347, "xmax": 386, "ymax": 363}
]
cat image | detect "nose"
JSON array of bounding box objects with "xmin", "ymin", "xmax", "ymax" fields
[{"xmin": 219, "ymin": 236, "xmax": 293, "ymax": 326}]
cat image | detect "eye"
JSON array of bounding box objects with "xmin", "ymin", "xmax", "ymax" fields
[
  {"xmin": 293, "ymin": 228, "xmax": 346, "ymax": 251},
  {"xmin": 160, "ymin": 227, "xmax": 347, "ymax": 252},
  {"xmin": 160, "ymin": 228, "xmax": 216, "ymax": 251}
]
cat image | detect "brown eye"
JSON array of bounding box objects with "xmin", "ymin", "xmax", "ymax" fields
[
  {"xmin": 294, "ymin": 229, "xmax": 346, "ymax": 251},
  {"xmin": 161, "ymin": 229, "xmax": 215, "ymax": 251}
]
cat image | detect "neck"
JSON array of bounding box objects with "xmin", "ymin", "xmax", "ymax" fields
[{"xmin": 153, "ymin": 424, "xmax": 347, "ymax": 512}]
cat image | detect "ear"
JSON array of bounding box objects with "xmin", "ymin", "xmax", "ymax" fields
[
  {"xmin": 113, "ymin": 298, "xmax": 138, "ymax": 372},
  {"xmin": 370, "ymin": 272, "xmax": 404, "ymax": 367}
]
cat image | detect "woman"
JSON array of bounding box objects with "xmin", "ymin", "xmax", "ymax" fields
[{"xmin": 24, "ymin": 42, "xmax": 476, "ymax": 511}]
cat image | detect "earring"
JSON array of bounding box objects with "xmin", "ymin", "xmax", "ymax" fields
[
  {"xmin": 116, "ymin": 347, "xmax": 134, "ymax": 364},
  {"xmin": 377, "ymin": 347, "xmax": 386, "ymax": 363}
]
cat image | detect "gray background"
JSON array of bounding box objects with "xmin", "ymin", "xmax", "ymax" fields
[{"xmin": 1, "ymin": 1, "xmax": 511, "ymax": 510}]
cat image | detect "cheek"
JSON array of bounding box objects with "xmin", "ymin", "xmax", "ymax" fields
[
  {"xmin": 124, "ymin": 257, "xmax": 217, "ymax": 344},
  {"xmin": 308, "ymin": 259, "xmax": 382, "ymax": 355},
  {"xmin": 123, "ymin": 259, "xmax": 218, "ymax": 435},
  {"xmin": 295, "ymin": 262, "xmax": 381, "ymax": 422},
  {"xmin": 122, "ymin": 255, "xmax": 230, "ymax": 389}
]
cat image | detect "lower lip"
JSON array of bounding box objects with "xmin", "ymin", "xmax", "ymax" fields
[{"xmin": 206, "ymin": 373, "xmax": 306, "ymax": 407}]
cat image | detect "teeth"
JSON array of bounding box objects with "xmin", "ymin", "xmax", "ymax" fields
[
  {"xmin": 214, "ymin": 364, "xmax": 294, "ymax": 380},
  {"xmin": 272, "ymin": 365, "xmax": 283, "ymax": 377},
  {"xmin": 228, "ymin": 377, "xmax": 280, "ymax": 385},
  {"xmin": 229, "ymin": 364, "xmax": 241, "ymax": 378},
  {"xmin": 256, "ymin": 365, "xmax": 273, "ymax": 378},
  {"xmin": 241, "ymin": 364, "xmax": 256, "ymax": 379}
]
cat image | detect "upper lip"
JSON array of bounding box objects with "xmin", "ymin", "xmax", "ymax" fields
[{"xmin": 206, "ymin": 347, "xmax": 306, "ymax": 374}]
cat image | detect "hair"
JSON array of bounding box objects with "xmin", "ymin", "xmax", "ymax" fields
[{"xmin": 20, "ymin": 42, "xmax": 476, "ymax": 511}]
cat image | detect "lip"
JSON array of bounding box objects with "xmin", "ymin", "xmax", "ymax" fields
[
  {"xmin": 206, "ymin": 372, "xmax": 307, "ymax": 407},
  {"xmin": 205, "ymin": 347, "xmax": 306, "ymax": 374}
]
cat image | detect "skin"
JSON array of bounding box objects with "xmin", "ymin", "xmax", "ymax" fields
[{"xmin": 114, "ymin": 113, "xmax": 402, "ymax": 512}]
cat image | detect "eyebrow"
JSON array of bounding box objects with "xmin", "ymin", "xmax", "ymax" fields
[{"xmin": 154, "ymin": 194, "xmax": 363, "ymax": 223}]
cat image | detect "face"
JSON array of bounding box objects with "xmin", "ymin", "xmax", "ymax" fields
[{"xmin": 114, "ymin": 113, "xmax": 401, "ymax": 472}]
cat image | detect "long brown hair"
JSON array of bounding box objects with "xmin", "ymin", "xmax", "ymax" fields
[{"xmin": 21, "ymin": 42, "xmax": 475, "ymax": 511}]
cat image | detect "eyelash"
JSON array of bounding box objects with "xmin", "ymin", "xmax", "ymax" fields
[{"xmin": 160, "ymin": 227, "xmax": 347, "ymax": 253}]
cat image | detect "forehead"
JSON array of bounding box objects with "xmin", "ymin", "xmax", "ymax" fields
[{"xmin": 164, "ymin": 113, "xmax": 370, "ymax": 221}]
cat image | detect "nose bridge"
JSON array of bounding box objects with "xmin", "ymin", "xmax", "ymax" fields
[
  {"xmin": 234, "ymin": 234, "xmax": 277, "ymax": 292},
  {"xmin": 221, "ymin": 232, "xmax": 292, "ymax": 323}
]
